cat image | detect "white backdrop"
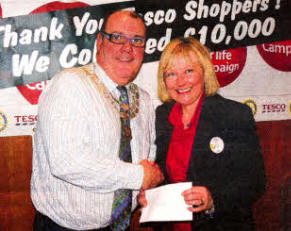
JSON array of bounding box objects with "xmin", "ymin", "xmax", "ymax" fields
[{"xmin": 0, "ymin": 0, "xmax": 290, "ymax": 137}]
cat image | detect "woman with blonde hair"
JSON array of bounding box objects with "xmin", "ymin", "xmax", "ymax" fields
[{"xmin": 139, "ymin": 37, "xmax": 265, "ymax": 231}]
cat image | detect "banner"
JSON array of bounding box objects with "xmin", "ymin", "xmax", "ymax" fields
[
  {"xmin": 0, "ymin": 1, "xmax": 133, "ymax": 88},
  {"xmin": 0, "ymin": 0, "xmax": 291, "ymax": 88},
  {"xmin": 135, "ymin": 0, "xmax": 291, "ymax": 62}
]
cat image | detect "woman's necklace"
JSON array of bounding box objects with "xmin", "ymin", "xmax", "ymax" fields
[
  {"xmin": 85, "ymin": 65, "xmax": 139, "ymax": 119},
  {"xmin": 182, "ymin": 108, "xmax": 196, "ymax": 129}
]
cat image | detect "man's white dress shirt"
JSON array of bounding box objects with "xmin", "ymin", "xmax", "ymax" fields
[{"xmin": 30, "ymin": 63, "xmax": 156, "ymax": 230}]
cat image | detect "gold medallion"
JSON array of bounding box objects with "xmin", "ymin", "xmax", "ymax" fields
[
  {"xmin": 121, "ymin": 103, "xmax": 130, "ymax": 112},
  {"xmin": 86, "ymin": 65, "xmax": 139, "ymax": 119}
]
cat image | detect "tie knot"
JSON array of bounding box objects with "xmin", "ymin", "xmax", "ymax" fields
[
  {"xmin": 117, "ymin": 86, "xmax": 129, "ymax": 105},
  {"xmin": 117, "ymin": 85, "xmax": 127, "ymax": 94}
]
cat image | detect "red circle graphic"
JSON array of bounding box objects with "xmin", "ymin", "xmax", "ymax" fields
[
  {"xmin": 30, "ymin": 1, "xmax": 89, "ymax": 14},
  {"xmin": 16, "ymin": 1, "xmax": 89, "ymax": 105},
  {"xmin": 257, "ymin": 40, "xmax": 291, "ymax": 72},
  {"xmin": 211, "ymin": 47, "xmax": 247, "ymax": 88}
]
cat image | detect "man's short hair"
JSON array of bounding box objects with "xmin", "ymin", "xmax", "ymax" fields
[{"xmin": 100, "ymin": 10, "xmax": 145, "ymax": 33}]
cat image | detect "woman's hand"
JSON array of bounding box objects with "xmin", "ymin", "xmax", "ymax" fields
[
  {"xmin": 182, "ymin": 186, "xmax": 214, "ymax": 213},
  {"xmin": 137, "ymin": 189, "xmax": 148, "ymax": 207}
]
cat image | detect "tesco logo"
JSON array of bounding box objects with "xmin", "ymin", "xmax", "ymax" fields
[
  {"xmin": 14, "ymin": 115, "xmax": 37, "ymax": 126},
  {"xmin": 262, "ymin": 104, "xmax": 286, "ymax": 113}
]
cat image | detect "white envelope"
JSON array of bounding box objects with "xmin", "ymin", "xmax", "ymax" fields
[{"xmin": 140, "ymin": 182, "xmax": 193, "ymax": 223}]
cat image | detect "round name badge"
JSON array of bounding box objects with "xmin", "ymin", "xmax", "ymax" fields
[{"xmin": 209, "ymin": 137, "xmax": 224, "ymax": 154}]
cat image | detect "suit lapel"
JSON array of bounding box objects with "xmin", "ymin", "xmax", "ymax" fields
[{"xmin": 186, "ymin": 96, "xmax": 216, "ymax": 183}]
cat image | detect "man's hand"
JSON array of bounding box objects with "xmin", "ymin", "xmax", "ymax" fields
[{"xmin": 139, "ymin": 159, "xmax": 164, "ymax": 190}]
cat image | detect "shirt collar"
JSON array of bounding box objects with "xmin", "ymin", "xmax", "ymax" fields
[
  {"xmin": 168, "ymin": 93, "xmax": 204, "ymax": 128},
  {"xmin": 94, "ymin": 62, "xmax": 131, "ymax": 98},
  {"xmin": 94, "ymin": 62, "xmax": 118, "ymax": 95},
  {"xmin": 168, "ymin": 103, "xmax": 183, "ymax": 127}
]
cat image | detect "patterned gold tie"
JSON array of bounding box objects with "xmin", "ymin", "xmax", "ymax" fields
[{"xmin": 110, "ymin": 86, "xmax": 132, "ymax": 231}]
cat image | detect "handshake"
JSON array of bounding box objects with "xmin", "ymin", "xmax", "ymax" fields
[{"xmin": 139, "ymin": 159, "xmax": 164, "ymax": 190}]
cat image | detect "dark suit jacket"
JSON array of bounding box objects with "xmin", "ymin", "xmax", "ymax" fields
[{"xmin": 155, "ymin": 94, "xmax": 265, "ymax": 231}]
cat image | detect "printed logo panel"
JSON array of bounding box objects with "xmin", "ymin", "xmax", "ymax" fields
[
  {"xmin": 0, "ymin": 110, "xmax": 8, "ymax": 133},
  {"xmin": 242, "ymin": 98, "xmax": 257, "ymax": 116}
]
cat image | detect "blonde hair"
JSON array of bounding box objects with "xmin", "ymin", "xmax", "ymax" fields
[{"xmin": 157, "ymin": 37, "xmax": 219, "ymax": 102}]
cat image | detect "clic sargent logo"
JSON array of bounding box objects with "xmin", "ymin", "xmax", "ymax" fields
[
  {"xmin": 14, "ymin": 114, "xmax": 37, "ymax": 126},
  {"xmin": 0, "ymin": 110, "xmax": 8, "ymax": 133},
  {"xmin": 242, "ymin": 99, "xmax": 257, "ymax": 116}
]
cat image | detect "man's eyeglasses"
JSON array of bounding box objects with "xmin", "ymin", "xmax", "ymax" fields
[{"xmin": 100, "ymin": 31, "xmax": 145, "ymax": 48}]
